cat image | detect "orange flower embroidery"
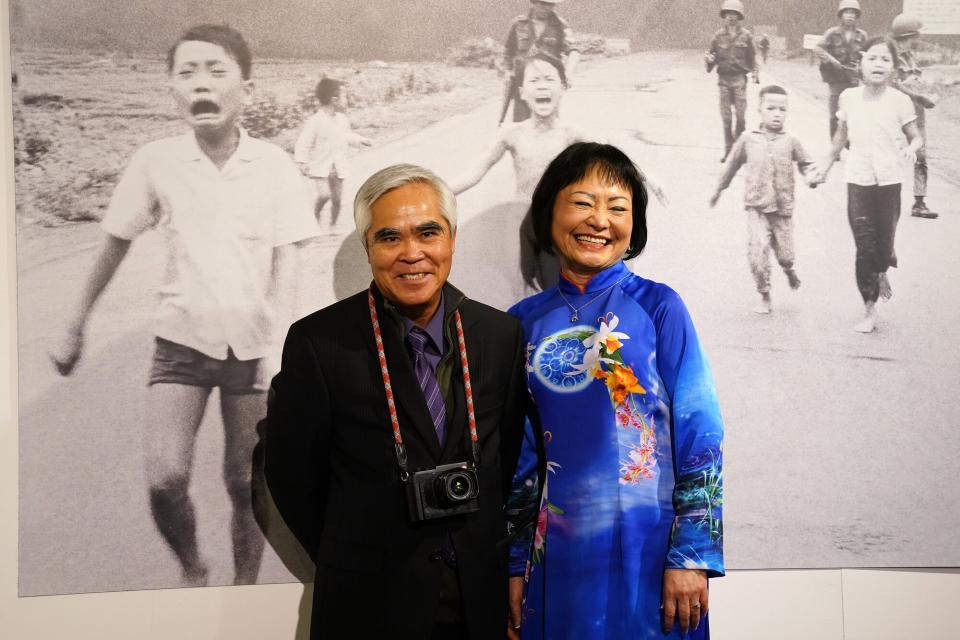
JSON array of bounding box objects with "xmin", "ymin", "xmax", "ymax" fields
[
  {"xmin": 605, "ymin": 363, "xmax": 646, "ymax": 405},
  {"xmin": 602, "ymin": 335, "xmax": 623, "ymax": 354}
]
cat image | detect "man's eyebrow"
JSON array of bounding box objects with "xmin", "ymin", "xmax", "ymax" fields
[
  {"xmin": 372, "ymin": 227, "xmax": 400, "ymax": 241},
  {"xmin": 415, "ymin": 221, "xmax": 445, "ymax": 233}
]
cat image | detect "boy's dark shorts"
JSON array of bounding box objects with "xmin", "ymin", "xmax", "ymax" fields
[{"xmin": 148, "ymin": 337, "xmax": 265, "ymax": 394}]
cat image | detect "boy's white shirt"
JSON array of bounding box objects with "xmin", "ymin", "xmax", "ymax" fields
[
  {"xmin": 101, "ymin": 129, "xmax": 317, "ymax": 361},
  {"xmin": 294, "ymin": 110, "xmax": 354, "ymax": 178}
]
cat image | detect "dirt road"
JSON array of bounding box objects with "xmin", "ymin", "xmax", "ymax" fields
[{"xmin": 16, "ymin": 50, "xmax": 960, "ymax": 595}]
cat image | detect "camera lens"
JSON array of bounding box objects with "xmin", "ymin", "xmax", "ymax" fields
[
  {"xmin": 449, "ymin": 475, "xmax": 471, "ymax": 498},
  {"xmin": 437, "ymin": 470, "xmax": 477, "ymax": 504}
]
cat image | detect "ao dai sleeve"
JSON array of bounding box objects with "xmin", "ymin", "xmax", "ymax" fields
[
  {"xmin": 505, "ymin": 419, "xmax": 541, "ymax": 576},
  {"xmin": 654, "ymin": 289, "xmax": 725, "ymax": 577}
]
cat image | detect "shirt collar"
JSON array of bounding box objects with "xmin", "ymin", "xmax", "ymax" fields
[
  {"xmin": 558, "ymin": 260, "xmax": 631, "ymax": 295},
  {"xmin": 402, "ymin": 293, "xmax": 445, "ymax": 354},
  {"xmin": 178, "ymin": 127, "xmax": 260, "ymax": 163},
  {"xmin": 753, "ymin": 127, "xmax": 785, "ymax": 137}
]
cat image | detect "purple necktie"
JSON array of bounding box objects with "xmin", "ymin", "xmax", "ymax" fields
[{"xmin": 405, "ymin": 327, "xmax": 446, "ymax": 446}]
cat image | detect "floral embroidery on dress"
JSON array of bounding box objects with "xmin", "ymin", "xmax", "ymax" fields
[
  {"xmin": 532, "ymin": 459, "xmax": 563, "ymax": 565},
  {"xmin": 569, "ymin": 313, "xmax": 659, "ymax": 483}
]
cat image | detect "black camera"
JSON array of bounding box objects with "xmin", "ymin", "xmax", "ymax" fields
[{"xmin": 405, "ymin": 461, "xmax": 480, "ymax": 522}]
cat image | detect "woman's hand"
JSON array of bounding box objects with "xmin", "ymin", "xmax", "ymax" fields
[
  {"xmin": 507, "ymin": 575, "xmax": 525, "ymax": 639},
  {"xmin": 661, "ymin": 568, "xmax": 708, "ymax": 635}
]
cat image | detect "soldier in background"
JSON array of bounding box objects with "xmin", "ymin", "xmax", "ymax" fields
[
  {"xmin": 705, "ymin": 0, "xmax": 758, "ymax": 162},
  {"xmin": 891, "ymin": 13, "xmax": 939, "ymax": 220},
  {"xmin": 814, "ymin": 0, "xmax": 867, "ymax": 141},
  {"xmin": 501, "ymin": 0, "xmax": 580, "ymax": 122},
  {"xmin": 757, "ymin": 33, "xmax": 771, "ymax": 65}
]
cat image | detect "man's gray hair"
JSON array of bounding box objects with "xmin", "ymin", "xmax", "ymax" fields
[{"xmin": 353, "ymin": 164, "xmax": 458, "ymax": 245}]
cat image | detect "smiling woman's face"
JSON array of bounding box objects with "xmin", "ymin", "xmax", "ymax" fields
[{"xmin": 551, "ymin": 166, "xmax": 633, "ymax": 280}]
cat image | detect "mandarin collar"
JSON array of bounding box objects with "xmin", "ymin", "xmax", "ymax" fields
[{"xmin": 558, "ymin": 261, "xmax": 631, "ymax": 295}]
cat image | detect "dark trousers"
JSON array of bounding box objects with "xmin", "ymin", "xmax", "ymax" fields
[
  {"xmin": 847, "ymin": 183, "xmax": 901, "ymax": 303},
  {"xmin": 718, "ymin": 74, "xmax": 747, "ymax": 155},
  {"xmin": 432, "ymin": 562, "xmax": 468, "ymax": 639}
]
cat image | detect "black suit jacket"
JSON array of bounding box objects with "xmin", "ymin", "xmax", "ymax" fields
[{"xmin": 264, "ymin": 283, "xmax": 528, "ymax": 639}]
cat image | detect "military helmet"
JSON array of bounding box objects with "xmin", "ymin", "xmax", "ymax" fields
[
  {"xmin": 891, "ymin": 13, "xmax": 922, "ymax": 39},
  {"xmin": 719, "ymin": 0, "xmax": 744, "ymax": 18},
  {"xmin": 837, "ymin": 0, "xmax": 861, "ymax": 17}
]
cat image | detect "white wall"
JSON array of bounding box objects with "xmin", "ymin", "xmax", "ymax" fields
[{"xmin": 1, "ymin": 3, "xmax": 958, "ymax": 638}]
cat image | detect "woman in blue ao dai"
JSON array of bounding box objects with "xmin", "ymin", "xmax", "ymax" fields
[{"xmin": 505, "ymin": 143, "xmax": 724, "ymax": 639}]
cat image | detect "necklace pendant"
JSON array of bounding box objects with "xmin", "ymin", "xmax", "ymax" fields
[{"xmin": 570, "ymin": 311, "xmax": 578, "ymax": 322}]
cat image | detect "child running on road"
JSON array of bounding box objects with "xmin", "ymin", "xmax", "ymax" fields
[
  {"xmin": 49, "ymin": 24, "xmax": 317, "ymax": 586},
  {"xmin": 710, "ymin": 85, "xmax": 817, "ymax": 315},
  {"xmin": 816, "ymin": 36, "xmax": 923, "ymax": 333},
  {"xmin": 294, "ymin": 77, "xmax": 372, "ymax": 228}
]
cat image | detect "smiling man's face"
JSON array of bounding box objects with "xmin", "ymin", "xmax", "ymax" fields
[
  {"xmin": 169, "ymin": 40, "xmax": 251, "ymax": 137},
  {"xmin": 365, "ymin": 182, "xmax": 456, "ymax": 326}
]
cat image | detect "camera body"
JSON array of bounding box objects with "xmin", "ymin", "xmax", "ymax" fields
[{"xmin": 406, "ymin": 461, "xmax": 480, "ymax": 522}]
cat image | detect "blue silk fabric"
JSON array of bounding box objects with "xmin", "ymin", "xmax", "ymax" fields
[{"xmin": 506, "ymin": 261, "xmax": 724, "ymax": 639}]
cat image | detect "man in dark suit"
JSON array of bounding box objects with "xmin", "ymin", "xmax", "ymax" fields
[{"xmin": 263, "ymin": 164, "xmax": 532, "ymax": 639}]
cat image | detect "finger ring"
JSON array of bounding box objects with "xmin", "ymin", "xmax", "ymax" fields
[
  {"xmin": 513, "ymin": 623, "xmax": 522, "ymax": 630},
  {"xmin": 692, "ymin": 603, "xmax": 701, "ymax": 608}
]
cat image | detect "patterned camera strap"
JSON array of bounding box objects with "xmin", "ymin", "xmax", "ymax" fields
[{"xmin": 367, "ymin": 287, "xmax": 478, "ymax": 478}]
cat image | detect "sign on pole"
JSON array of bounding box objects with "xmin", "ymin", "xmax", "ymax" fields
[
  {"xmin": 903, "ymin": 0, "xmax": 960, "ymax": 35},
  {"xmin": 802, "ymin": 34, "xmax": 821, "ymax": 50}
]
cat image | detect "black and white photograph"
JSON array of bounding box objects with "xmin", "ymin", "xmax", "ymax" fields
[{"xmin": 9, "ymin": 0, "xmax": 960, "ymax": 597}]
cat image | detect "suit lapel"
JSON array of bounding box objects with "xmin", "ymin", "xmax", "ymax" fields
[
  {"xmin": 440, "ymin": 306, "xmax": 479, "ymax": 462},
  {"xmin": 365, "ymin": 288, "xmax": 443, "ymax": 461}
]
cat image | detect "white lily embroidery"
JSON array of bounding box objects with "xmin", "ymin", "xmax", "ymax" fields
[{"xmin": 568, "ymin": 313, "xmax": 630, "ymax": 377}]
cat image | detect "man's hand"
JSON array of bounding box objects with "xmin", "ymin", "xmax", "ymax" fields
[
  {"xmin": 661, "ymin": 568, "xmax": 708, "ymax": 635},
  {"xmin": 704, "ymin": 52, "xmax": 716, "ymax": 65},
  {"xmin": 49, "ymin": 328, "xmax": 84, "ymax": 376},
  {"xmin": 506, "ymin": 575, "xmax": 524, "ymax": 639}
]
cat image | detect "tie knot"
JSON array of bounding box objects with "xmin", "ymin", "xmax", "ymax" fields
[{"xmin": 405, "ymin": 327, "xmax": 429, "ymax": 355}]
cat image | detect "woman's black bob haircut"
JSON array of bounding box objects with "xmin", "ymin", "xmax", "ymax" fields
[{"xmin": 529, "ymin": 142, "xmax": 649, "ymax": 260}]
